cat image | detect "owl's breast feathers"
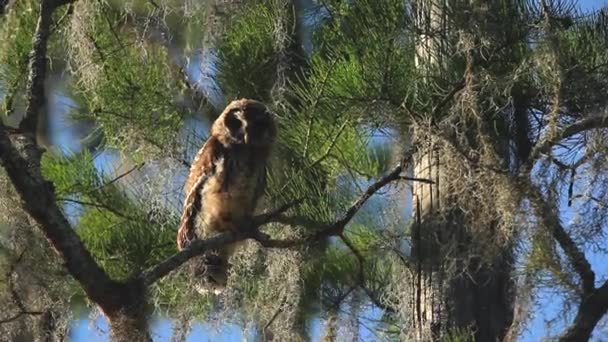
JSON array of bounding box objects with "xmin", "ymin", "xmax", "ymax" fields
[{"xmin": 177, "ymin": 137, "xmax": 268, "ymax": 250}]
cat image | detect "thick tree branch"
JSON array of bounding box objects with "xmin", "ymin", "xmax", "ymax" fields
[
  {"xmin": 0, "ymin": 0, "xmax": 123, "ymax": 315},
  {"xmin": 1, "ymin": 115, "xmax": 123, "ymax": 313},
  {"xmin": 559, "ymin": 280, "xmax": 608, "ymax": 342},
  {"xmin": 139, "ymin": 163, "xmax": 405, "ymax": 286}
]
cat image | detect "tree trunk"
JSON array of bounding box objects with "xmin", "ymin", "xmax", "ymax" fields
[
  {"xmin": 103, "ymin": 281, "xmax": 151, "ymax": 342},
  {"xmin": 108, "ymin": 312, "xmax": 151, "ymax": 342},
  {"xmin": 410, "ymin": 132, "xmax": 514, "ymax": 342},
  {"xmin": 410, "ymin": 1, "xmax": 515, "ymax": 340}
]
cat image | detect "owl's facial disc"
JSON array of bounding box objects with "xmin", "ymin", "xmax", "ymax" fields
[
  {"xmin": 218, "ymin": 99, "xmax": 275, "ymax": 147},
  {"xmin": 224, "ymin": 111, "xmax": 248, "ymax": 145}
]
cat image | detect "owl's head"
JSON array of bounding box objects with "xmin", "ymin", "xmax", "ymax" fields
[{"xmin": 212, "ymin": 99, "xmax": 276, "ymax": 148}]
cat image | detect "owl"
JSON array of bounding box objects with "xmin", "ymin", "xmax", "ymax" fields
[{"xmin": 177, "ymin": 99, "xmax": 276, "ymax": 294}]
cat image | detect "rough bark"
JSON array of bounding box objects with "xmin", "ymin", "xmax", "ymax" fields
[{"xmin": 36, "ymin": 310, "xmax": 68, "ymax": 342}]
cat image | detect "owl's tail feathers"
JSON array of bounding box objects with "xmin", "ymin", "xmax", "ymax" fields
[{"xmin": 190, "ymin": 251, "xmax": 228, "ymax": 295}]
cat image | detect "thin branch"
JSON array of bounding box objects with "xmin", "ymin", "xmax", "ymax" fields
[
  {"xmin": 271, "ymin": 214, "xmax": 327, "ymax": 230},
  {"xmin": 91, "ymin": 162, "xmax": 146, "ymax": 192},
  {"xmin": 254, "ymin": 197, "xmax": 306, "ymax": 225},
  {"xmin": 332, "ymin": 163, "xmax": 403, "ymax": 229},
  {"xmin": 329, "ymin": 285, "xmax": 356, "ymax": 309},
  {"xmin": 263, "ymin": 297, "xmax": 288, "ymax": 332},
  {"xmin": 302, "ymin": 59, "xmax": 339, "ymax": 159},
  {"xmin": 260, "ymin": 163, "xmax": 405, "ymax": 248},
  {"xmin": 399, "ymin": 176, "xmax": 435, "ymax": 184},
  {"xmin": 431, "ymin": 78, "xmax": 466, "ymax": 117},
  {"xmin": 58, "ymin": 198, "xmax": 141, "ymax": 221},
  {"xmin": 280, "ymin": 118, "xmax": 348, "ymax": 193}
]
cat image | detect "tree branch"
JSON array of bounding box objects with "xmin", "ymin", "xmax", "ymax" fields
[
  {"xmin": 518, "ymin": 177, "xmax": 595, "ymax": 294},
  {"xmin": 138, "ymin": 230, "xmax": 241, "ymax": 287},
  {"xmin": 0, "ymin": 0, "xmax": 122, "ymax": 315},
  {"xmin": 523, "ymin": 112, "xmax": 608, "ymax": 173},
  {"xmin": 253, "ymin": 197, "xmax": 306, "ymax": 226},
  {"xmin": 559, "ymin": 280, "xmax": 608, "ymax": 342},
  {"xmin": 139, "ymin": 163, "xmax": 405, "ymax": 286},
  {"xmin": 258, "ymin": 162, "xmax": 405, "ymax": 248},
  {"xmin": 1, "ymin": 112, "xmax": 123, "ymax": 313},
  {"xmin": 399, "ymin": 176, "xmax": 434, "ymax": 184},
  {"xmin": 18, "ymin": 0, "xmax": 67, "ymax": 132},
  {"xmin": 271, "ymin": 214, "xmax": 328, "ymax": 230}
]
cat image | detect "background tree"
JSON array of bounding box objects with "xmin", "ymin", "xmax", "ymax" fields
[{"xmin": 1, "ymin": 0, "xmax": 608, "ymax": 341}]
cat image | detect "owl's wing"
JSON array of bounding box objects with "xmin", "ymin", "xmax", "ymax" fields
[{"xmin": 177, "ymin": 136, "xmax": 223, "ymax": 250}]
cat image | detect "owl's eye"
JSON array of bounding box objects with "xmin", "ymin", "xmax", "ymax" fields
[{"xmin": 225, "ymin": 115, "xmax": 241, "ymax": 131}]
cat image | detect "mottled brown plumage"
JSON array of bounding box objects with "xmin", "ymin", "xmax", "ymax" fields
[{"xmin": 177, "ymin": 99, "xmax": 276, "ymax": 293}]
